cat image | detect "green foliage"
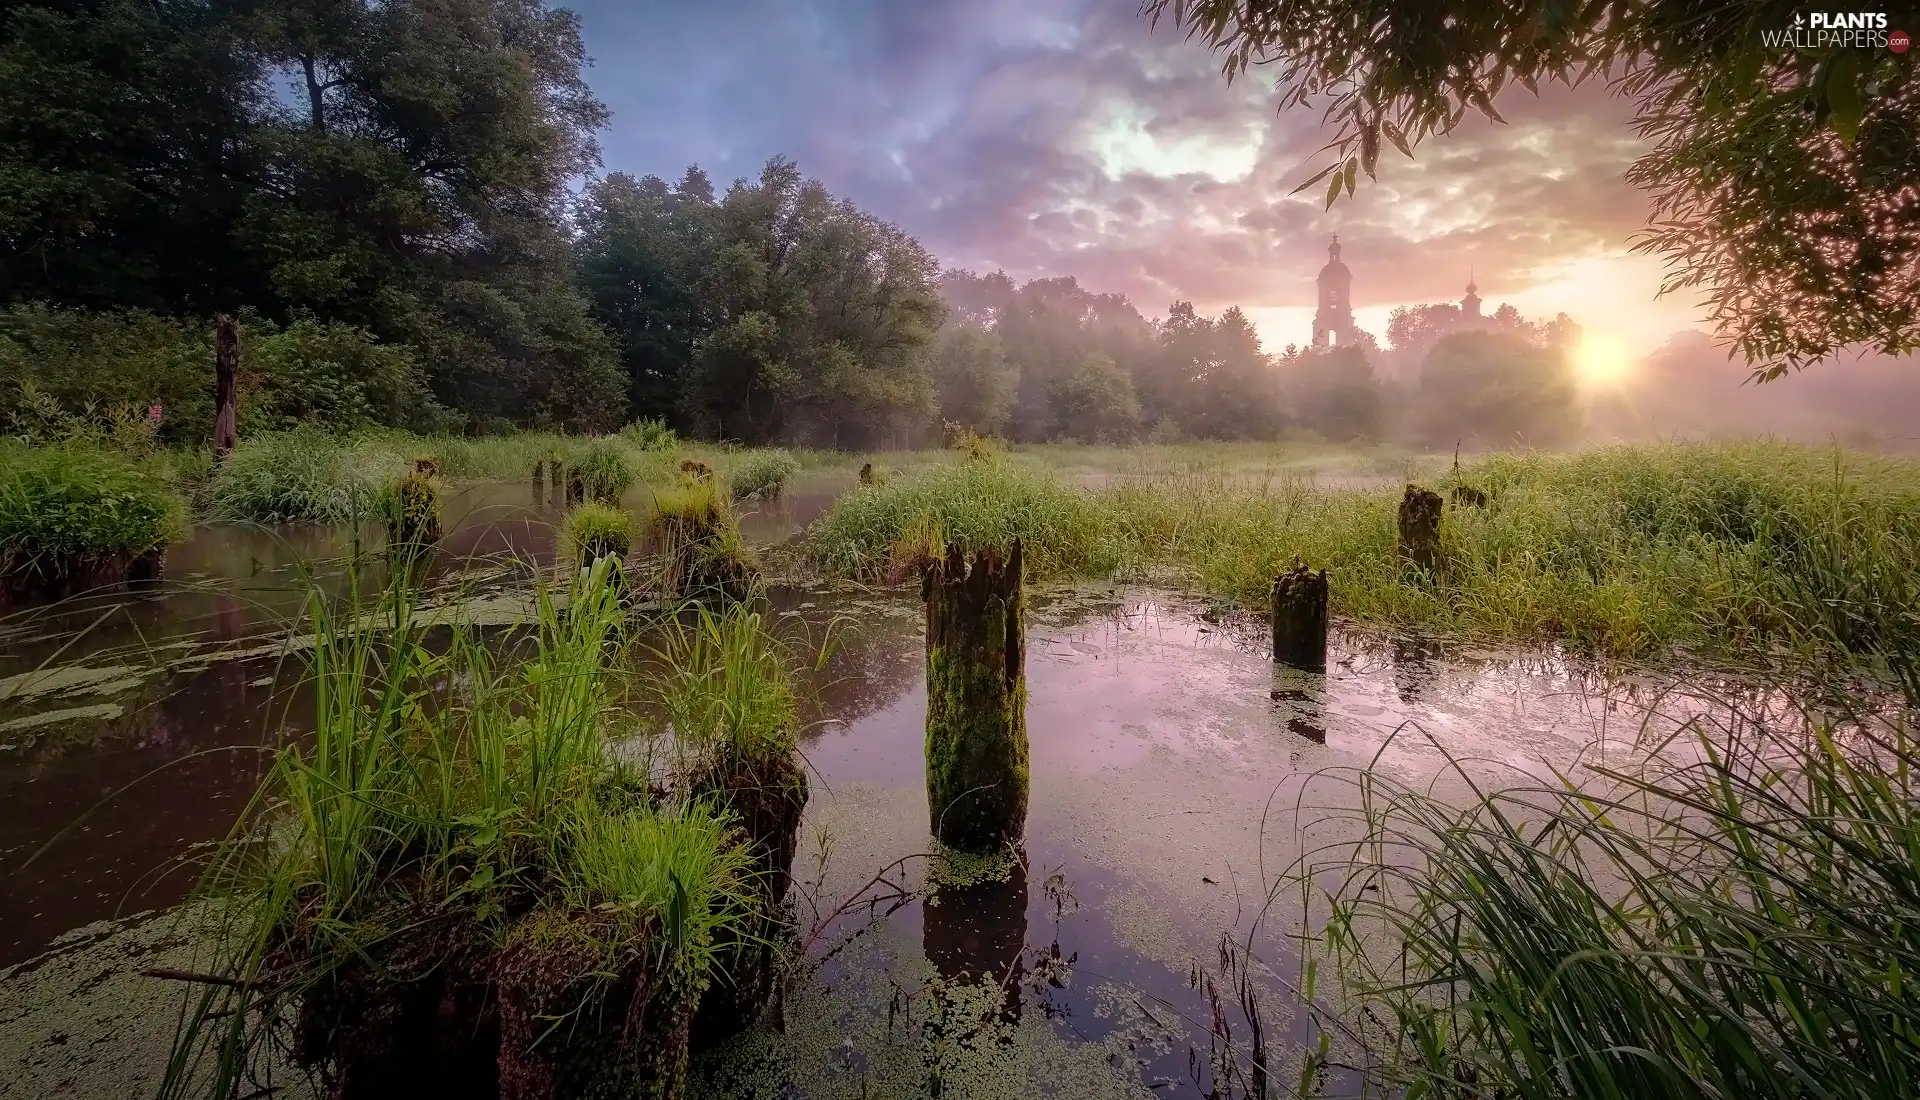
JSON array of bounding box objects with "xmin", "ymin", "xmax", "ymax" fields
[
  {"xmin": 1144, "ymin": 0, "xmax": 1918, "ymax": 374},
  {"xmin": 243, "ymin": 319, "xmax": 446, "ymax": 434},
  {"xmin": 571, "ymin": 440, "xmax": 635, "ymax": 505},
  {"xmin": 727, "ymin": 449, "xmax": 799, "ymax": 502},
  {"xmin": 379, "ymin": 470, "xmax": 440, "ymax": 551},
  {"xmin": 160, "ymin": 562, "xmax": 758, "ymax": 1099},
  {"xmin": 810, "ymin": 459, "xmax": 1124, "ymax": 582},
  {"xmin": 1296, "ymin": 715, "xmax": 1920, "ymax": 1100},
  {"xmin": 579, "ymin": 157, "xmax": 946, "ymax": 447},
  {"xmin": 1280, "ymin": 344, "xmax": 1383, "ymax": 441},
  {"xmin": 1417, "ymin": 330, "xmax": 1578, "ymax": 448},
  {"xmin": 0, "ymin": 442, "xmax": 186, "ymax": 577},
  {"xmin": 561, "ymin": 502, "xmax": 634, "ymax": 569},
  {"xmin": 2, "ymin": 0, "xmax": 626, "ymax": 432},
  {"xmin": 1046, "ymin": 351, "xmax": 1141, "ymax": 443},
  {"xmin": 647, "ymin": 602, "xmax": 800, "ymax": 766},
  {"xmin": 622, "ymin": 417, "xmax": 679, "ymax": 451},
  {"xmin": 205, "ymin": 431, "xmax": 408, "ymax": 523},
  {"xmin": 930, "ymin": 323, "xmax": 1017, "ymax": 436},
  {"xmin": 813, "ymin": 443, "xmax": 1920, "ymax": 670},
  {"xmin": 0, "ymin": 306, "xmax": 215, "ymax": 443}
]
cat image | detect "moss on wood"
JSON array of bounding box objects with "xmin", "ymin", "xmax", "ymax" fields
[
  {"xmin": 1397, "ymin": 484, "xmax": 1444, "ymax": 579},
  {"xmin": 1270, "ymin": 559, "xmax": 1328, "ymax": 671},
  {"xmin": 923, "ymin": 539, "xmax": 1029, "ymax": 853}
]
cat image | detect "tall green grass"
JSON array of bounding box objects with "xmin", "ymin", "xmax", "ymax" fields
[
  {"xmin": 160, "ymin": 560, "xmax": 756, "ymax": 1097},
  {"xmin": 1283, "ymin": 707, "xmax": 1920, "ymax": 1100},
  {"xmin": 204, "ymin": 430, "xmax": 408, "ymax": 523},
  {"xmin": 726, "ymin": 448, "xmax": 800, "ymax": 501},
  {"xmin": 810, "ymin": 443, "xmax": 1920, "ymax": 667},
  {"xmin": 0, "ymin": 442, "xmax": 187, "ymax": 579}
]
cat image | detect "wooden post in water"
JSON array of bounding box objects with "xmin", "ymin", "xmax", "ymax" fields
[
  {"xmin": 549, "ymin": 453, "xmax": 564, "ymax": 498},
  {"xmin": 924, "ymin": 539, "xmax": 1029, "ymax": 852},
  {"xmin": 212, "ymin": 315, "xmax": 239, "ymax": 464},
  {"xmin": 859, "ymin": 462, "xmax": 875, "ymax": 485},
  {"xmin": 532, "ymin": 460, "xmax": 545, "ymax": 507},
  {"xmin": 1398, "ymin": 484, "xmax": 1444, "ymax": 578},
  {"xmin": 1270, "ymin": 559, "xmax": 1328, "ymax": 672}
]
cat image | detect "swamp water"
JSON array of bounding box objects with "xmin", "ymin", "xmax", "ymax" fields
[{"xmin": 0, "ymin": 481, "xmax": 1826, "ymax": 1098}]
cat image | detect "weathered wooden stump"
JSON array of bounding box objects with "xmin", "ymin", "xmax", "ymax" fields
[
  {"xmin": 548, "ymin": 454, "xmax": 564, "ymax": 498},
  {"xmin": 1450, "ymin": 484, "xmax": 1488, "ymax": 508},
  {"xmin": 858, "ymin": 462, "xmax": 875, "ymax": 485},
  {"xmin": 680, "ymin": 458, "xmax": 712, "ymax": 482},
  {"xmin": 212, "ymin": 315, "xmax": 239, "ymax": 464},
  {"xmin": 565, "ymin": 466, "xmax": 584, "ymax": 506},
  {"xmin": 1270, "ymin": 559, "xmax": 1328, "ymax": 672},
  {"xmin": 924, "ymin": 540, "xmax": 1029, "ymax": 852},
  {"xmin": 387, "ymin": 465, "xmax": 442, "ymax": 554},
  {"xmin": 531, "ymin": 461, "xmax": 545, "ymax": 507},
  {"xmin": 1398, "ymin": 484, "xmax": 1444, "ymax": 578}
]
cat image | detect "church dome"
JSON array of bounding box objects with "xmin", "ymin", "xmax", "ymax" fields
[{"xmin": 1317, "ymin": 236, "xmax": 1351, "ymax": 282}]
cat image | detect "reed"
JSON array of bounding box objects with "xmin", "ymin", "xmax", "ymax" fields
[
  {"xmin": 158, "ymin": 559, "xmax": 758, "ymax": 1098},
  {"xmin": 0, "ymin": 442, "xmax": 187, "ymax": 593},
  {"xmin": 726, "ymin": 448, "xmax": 799, "ymax": 502},
  {"xmin": 1283, "ymin": 703, "xmax": 1920, "ymax": 1100}
]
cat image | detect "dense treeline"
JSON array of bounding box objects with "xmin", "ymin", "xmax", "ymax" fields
[
  {"xmin": 0, "ymin": 0, "xmax": 1588, "ymax": 449},
  {"xmin": 2, "ymin": 0, "xmax": 621, "ymax": 433}
]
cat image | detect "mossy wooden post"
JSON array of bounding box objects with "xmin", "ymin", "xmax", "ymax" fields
[
  {"xmin": 1398, "ymin": 484, "xmax": 1444, "ymax": 578},
  {"xmin": 924, "ymin": 539, "xmax": 1028, "ymax": 852},
  {"xmin": 388, "ymin": 460, "xmax": 442, "ymax": 554},
  {"xmin": 212, "ymin": 315, "xmax": 239, "ymax": 464},
  {"xmin": 1271, "ymin": 559, "xmax": 1328, "ymax": 672},
  {"xmin": 565, "ymin": 465, "xmax": 584, "ymax": 506},
  {"xmin": 859, "ymin": 461, "xmax": 875, "ymax": 485},
  {"xmin": 548, "ymin": 452, "xmax": 564, "ymax": 498},
  {"xmin": 531, "ymin": 460, "xmax": 545, "ymax": 507}
]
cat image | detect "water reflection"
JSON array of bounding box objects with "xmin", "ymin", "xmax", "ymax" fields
[
  {"xmin": 923, "ymin": 857, "xmax": 1029, "ymax": 1025},
  {"xmin": 1269, "ymin": 664, "xmax": 1328, "ymax": 744}
]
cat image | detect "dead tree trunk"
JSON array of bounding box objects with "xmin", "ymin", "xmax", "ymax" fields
[
  {"xmin": 1271, "ymin": 559, "xmax": 1328, "ymax": 671},
  {"xmin": 212, "ymin": 315, "xmax": 239, "ymax": 463},
  {"xmin": 1398, "ymin": 485, "xmax": 1444, "ymax": 578},
  {"xmin": 924, "ymin": 539, "xmax": 1028, "ymax": 852}
]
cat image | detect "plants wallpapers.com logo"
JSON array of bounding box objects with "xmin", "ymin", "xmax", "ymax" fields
[{"xmin": 1760, "ymin": 11, "xmax": 1907, "ymax": 49}]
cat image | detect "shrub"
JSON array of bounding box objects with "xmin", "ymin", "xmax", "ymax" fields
[
  {"xmin": 622, "ymin": 418, "xmax": 678, "ymax": 451},
  {"xmin": 571, "ymin": 440, "xmax": 635, "ymax": 505},
  {"xmin": 561, "ymin": 502, "xmax": 634, "ymax": 570},
  {"xmin": 1418, "ymin": 329, "xmax": 1579, "ymax": 447},
  {"xmin": 0, "ymin": 443, "xmax": 187, "ymax": 583},
  {"xmin": 728, "ymin": 449, "xmax": 799, "ymax": 501},
  {"xmin": 206, "ymin": 431, "xmax": 409, "ymax": 523},
  {"xmin": 243, "ymin": 319, "xmax": 448, "ymax": 434},
  {"xmin": 0, "ymin": 305, "xmax": 213, "ymax": 444}
]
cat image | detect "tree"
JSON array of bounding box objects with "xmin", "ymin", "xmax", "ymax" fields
[
  {"xmin": 1280, "ymin": 344, "xmax": 1382, "ymax": 441},
  {"xmin": 1047, "ymin": 351, "xmax": 1142, "ymax": 442},
  {"xmin": 0, "ymin": 0, "xmax": 261, "ymax": 313},
  {"xmin": 1417, "ymin": 329, "xmax": 1578, "ymax": 447},
  {"xmin": 1145, "ymin": 0, "xmax": 1918, "ymax": 376},
  {"xmin": 930, "ymin": 323, "xmax": 1017, "ymax": 436}
]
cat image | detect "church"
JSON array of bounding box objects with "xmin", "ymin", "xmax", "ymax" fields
[{"xmin": 1311, "ymin": 235, "xmax": 1483, "ymax": 349}]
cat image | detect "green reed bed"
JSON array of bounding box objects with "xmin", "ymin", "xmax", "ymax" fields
[
  {"xmin": 161, "ymin": 560, "xmax": 760, "ymax": 1099},
  {"xmin": 725, "ymin": 448, "xmax": 800, "ymax": 502},
  {"xmin": 0, "ymin": 442, "xmax": 187, "ymax": 594},
  {"xmin": 1277, "ymin": 703, "xmax": 1920, "ymax": 1100},
  {"xmin": 810, "ymin": 443, "xmax": 1920, "ymax": 667},
  {"xmin": 204, "ymin": 430, "xmax": 410, "ymax": 523}
]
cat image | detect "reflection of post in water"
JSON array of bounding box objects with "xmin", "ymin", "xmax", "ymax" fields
[
  {"xmin": 1391, "ymin": 637, "xmax": 1436, "ymax": 704},
  {"xmin": 1270, "ymin": 663, "xmax": 1327, "ymax": 744},
  {"xmin": 923, "ymin": 853, "xmax": 1029, "ymax": 1053}
]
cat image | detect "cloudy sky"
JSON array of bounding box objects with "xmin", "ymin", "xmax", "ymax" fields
[{"xmin": 569, "ymin": 0, "xmax": 1713, "ymax": 356}]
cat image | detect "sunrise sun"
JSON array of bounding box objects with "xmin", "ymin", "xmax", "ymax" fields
[{"xmin": 1572, "ymin": 330, "xmax": 1634, "ymax": 389}]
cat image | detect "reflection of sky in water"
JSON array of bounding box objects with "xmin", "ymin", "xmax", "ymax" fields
[{"xmin": 0, "ymin": 542, "xmax": 1878, "ymax": 1096}]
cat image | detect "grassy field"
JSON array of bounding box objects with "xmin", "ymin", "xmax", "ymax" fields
[{"xmin": 811, "ymin": 441, "xmax": 1920, "ymax": 682}]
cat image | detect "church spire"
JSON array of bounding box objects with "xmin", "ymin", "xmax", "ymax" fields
[
  {"xmin": 1329, "ymin": 234, "xmax": 1341, "ymax": 263},
  {"xmin": 1461, "ymin": 268, "xmax": 1483, "ymax": 320}
]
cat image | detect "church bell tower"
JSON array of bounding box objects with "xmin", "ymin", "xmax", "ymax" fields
[{"xmin": 1312, "ymin": 235, "xmax": 1357, "ymax": 348}]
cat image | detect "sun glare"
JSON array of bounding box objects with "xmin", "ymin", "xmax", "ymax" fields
[{"xmin": 1573, "ymin": 330, "xmax": 1633, "ymax": 389}]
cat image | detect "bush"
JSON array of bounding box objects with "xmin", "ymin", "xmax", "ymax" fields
[
  {"xmin": 244, "ymin": 319, "xmax": 449, "ymax": 434},
  {"xmin": 0, "ymin": 305, "xmax": 213, "ymax": 444},
  {"xmin": 622, "ymin": 418, "xmax": 678, "ymax": 451},
  {"xmin": 571, "ymin": 440, "xmax": 635, "ymax": 505},
  {"xmin": 206, "ymin": 431, "xmax": 409, "ymax": 523},
  {"xmin": 561, "ymin": 502, "xmax": 634, "ymax": 569},
  {"xmin": 1418, "ymin": 330, "xmax": 1579, "ymax": 447},
  {"xmin": 727, "ymin": 449, "xmax": 798, "ymax": 501},
  {"xmin": 0, "ymin": 443, "xmax": 187, "ymax": 581}
]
